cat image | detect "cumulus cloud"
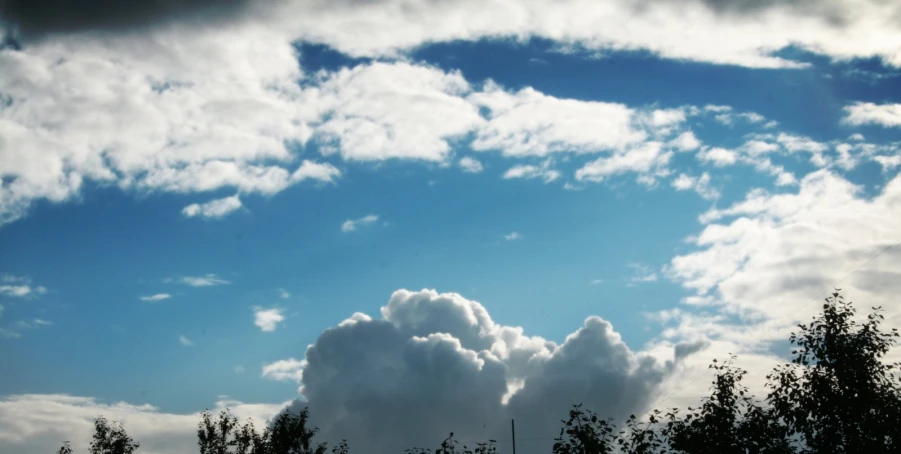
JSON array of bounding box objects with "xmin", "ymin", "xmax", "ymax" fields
[
  {"xmin": 168, "ymin": 274, "xmax": 230, "ymax": 287},
  {"xmin": 139, "ymin": 293, "xmax": 172, "ymax": 302},
  {"xmin": 341, "ymin": 214, "xmax": 379, "ymax": 233},
  {"xmin": 0, "ymin": 394, "xmax": 287, "ymax": 454},
  {"xmin": 253, "ymin": 307, "xmax": 285, "ymax": 332},
  {"xmin": 503, "ymin": 231, "xmax": 522, "ymax": 241},
  {"xmin": 458, "ymin": 156, "xmax": 484, "ymax": 173},
  {"xmin": 181, "ymin": 195, "xmax": 243, "ymax": 219},
  {"xmin": 263, "ymin": 289, "xmax": 685, "ymax": 454},
  {"xmin": 842, "ymin": 102, "xmax": 901, "ymax": 128},
  {"xmin": 697, "ymin": 146, "xmax": 738, "ymax": 166}
]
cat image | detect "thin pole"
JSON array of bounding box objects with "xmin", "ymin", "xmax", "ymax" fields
[{"xmin": 511, "ymin": 419, "xmax": 516, "ymax": 454}]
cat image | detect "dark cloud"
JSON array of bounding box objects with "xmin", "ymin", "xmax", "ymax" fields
[
  {"xmin": 0, "ymin": 0, "xmax": 254, "ymax": 38},
  {"xmin": 632, "ymin": 0, "xmax": 882, "ymax": 27},
  {"xmin": 272, "ymin": 289, "xmax": 693, "ymax": 454}
]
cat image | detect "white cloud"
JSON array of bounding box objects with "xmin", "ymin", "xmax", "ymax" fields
[
  {"xmin": 848, "ymin": 133, "xmax": 866, "ymax": 141},
  {"xmin": 503, "ymin": 231, "xmax": 522, "ymax": 241},
  {"xmin": 235, "ymin": 366, "xmax": 245, "ymax": 374},
  {"xmin": 502, "ymin": 161, "xmax": 561, "ymax": 183},
  {"xmin": 470, "ymin": 83, "xmax": 656, "ymax": 157},
  {"xmin": 842, "ymin": 102, "xmax": 901, "ymax": 128},
  {"xmin": 181, "ymin": 195, "xmax": 243, "ymax": 219},
  {"xmin": 259, "ymin": 0, "xmax": 901, "ymax": 69},
  {"xmin": 458, "ymin": 156, "xmax": 484, "ymax": 173},
  {"xmin": 341, "ymin": 214, "xmax": 379, "ymax": 233},
  {"xmin": 178, "ymin": 335, "xmax": 193, "ymax": 346},
  {"xmin": 874, "ymin": 155, "xmax": 901, "ymax": 171},
  {"xmin": 253, "ymin": 307, "xmax": 285, "ymax": 332},
  {"xmin": 628, "ymin": 263, "xmax": 659, "ymax": 285},
  {"xmin": 668, "ymin": 131, "xmax": 701, "ymax": 152},
  {"xmin": 290, "ymin": 160, "xmax": 342, "ymax": 183},
  {"xmin": 313, "ymin": 62, "xmax": 483, "ymax": 162},
  {"xmin": 574, "ymin": 142, "xmax": 672, "ymax": 183},
  {"xmin": 278, "ymin": 289, "xmax": 291, "ymax": 299},
  {"xmin": 261, "ymin": 358, "xmax": 306, "ymax": 383},
  {"xmin": 0, "ymin": 394, "xmax": 288, "ymax": 454},
  {"xmin": 0, "ymin": 275, "xmax": 47, "ymax": 298},
  {"xmin": 590, "ymin": 278, "xmax": 604, "ymax": 285},
  {"xmin": 671, "ymin": 172, "xmax": 720, "ymax": 200},
  {"xmin": 139, "ymin": 293, "xmax": 172, "ymax": 302},
  {"xmin": 697, "ymin": 146, "xmax": 738, "ymax": 166},
  {"xmin": 168, "ymin": 274, "xmax": 230, "ymax": 287}
]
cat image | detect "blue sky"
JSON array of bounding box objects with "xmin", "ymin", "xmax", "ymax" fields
[{"xmin": 2, "ymin": 1, "xmax": 901, "ymax": 453}]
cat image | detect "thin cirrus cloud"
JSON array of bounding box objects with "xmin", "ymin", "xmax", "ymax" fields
[
  {"xmin": 0, "ymin": 275, "xmax": 47, "ymax": 298},
  {"xmin": 166, "ymin": 274, "xmax": 230, "ymax": 287},
  {"xmin": 179, "ymin": 335, "xmax": 193, "ymax": 346},
  {"xmin": 139, "ymin": 293, "xmax": 172, "ymax": 302},
  {"xmin": 341, "ymin": 214, "xmax": 379, "ymax": 233},
  {"xmin": 253, "ymin": 307, "xmax": 285, "ymax": 332}
]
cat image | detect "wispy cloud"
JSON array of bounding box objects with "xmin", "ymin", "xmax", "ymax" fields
[
  {"xmin": 167, "ymin": 274, "xmax": 230, "ymax": 287},
  {"xmin": 235, "ymin": 366, "xmax": 245, "ymax": 374},
  {"xmin": 278, "ymin": 288, "xmax": 291, "ymax": 299},
  {"xmin": 628, "ymin": 263, "xmax": 658, "ymax": 285},
  {"xmin": 0, "ymin": 318, "xmax": 53, "ymax": 338},
  {"xmin": 253, "ymin": 307, "xmax": 285, "ymax": 332},
  {"xmin": 591, "ymin": 278, "xmax": 604, "ymax": 285},
  {"xmin": 179, "ymin": 335, "xmax": 193, "ymax": 346},
  {"xmin": 0, "ymin": 275, "xmax": 47, "ymax": 298},
  {"xmin": 504, "ymin": 231, "xmax": 522, "ymax": 241},
  {"xmin": 182, "ymin": 195, "xmax": 243, "ymax": 219},
  {"xmin": 341, "ymin": 214, "xmax": 379, "ymax": 233},
  {"xmin": 139, "ymin": 293, "xmax": 172, "ymax": 302}
]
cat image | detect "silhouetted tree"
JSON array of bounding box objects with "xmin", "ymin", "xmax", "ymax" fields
[
  {"xmin": 661, "ymin": 356, "xmax": 792, "ymax": 454},
  {"xmin": 266, "ymin": 407, "xmax": 327, "ymax": 454},
  {"xmin": 616, "ymin": 411, "xmax": 666, "ymax": 454},
  {"xmin": 88, "ymin": 417, "xmax": 140, "ymax": 454},
  {"xmin": 405, "ymin": 433, "xmax": 498, "ymax": 454},
  {"xmin": 766, "ymin": 291, "xmax": 901, "ymax": 453},
  {"xmin": 58, "ymin": 441, "xmax": 74, "ymax": 454},
  {"xmin": 198, "ymin": 407, "xmax": 335, "ymax": 454},
  {"xmin": 552, "ymin": 404, "xmax": 617, "ymax": 454}
]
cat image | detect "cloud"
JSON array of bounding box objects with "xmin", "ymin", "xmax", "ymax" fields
[
  {"xmin": 0, "ymin": 318, "xmax": 52, "ymax": 338},
  {"xmin": 275, "ymin": 289, "xmax": 681, "ymax": 453},
  {"xmin": 181, "ymin": 195, "xmax": 242, "ymax": 219},
  {"xmin": 458, "ymin": 156, "xmax": 484, "ymax": 173},
  {"xmin": 842, "ymin": 102, "xmax": 901, "ymax": 128},
  {"xmin": 253, "ymin": 307, "xmax": 285, "ymax": 332},
  {"xmin": 261, "ymin": 358, "xmax": 306, "ymax": 383},
  {"xmin": 178, "ymin": 335, "xmax": 193, "ymax": 346},
  {"xmin": 574, "ymin": 142, "xmax": 672, "ymax": 184},
  {"xmin": 278, "ymin": 288, "xmax": 291, "ymax": 299},
  {"xmin": 0, "ymin": 275, "xmax": 46, "ymax": 298},
  {"xmin": 668, "ymin": 131, "xmax": 701, "ymax": 152},
  {"xmin": 291, "ymin": 160, "xmax": 342, "ymax": 183},
  {"xmin": 667, "ymin": 169, "xmax": 901, "ymax": 348},
  {"xmin": 0, "ymin": 394, "xmax": 287, "ymax": 454},
  {"xmin": 234, "ymin": 365, "xmax": 245, "ymax": 374},
  {"xmin": 503, "ymin": 231, "xmax": 522, "ymax": 241},
  {"xmin": 697, "ymin": 146, "xmax": 738, "ymax": 166},
  {"xmin": 168, "ymin": 274, "xmax": 230, "ymax": 287},
  {"xmin": 341, "ymin": 214, "xmax": 379, "ymax": 233},
  {"xmin": 628, "ymin": 264, "xmax": 659, "ymax": 285},
  {"xmin": 139, "ymin": 293, "xmax": 172, "ymax": 302},
  {"xmin": 502, "ymin": 161, "xmax": 561, "ymax": 183},
  {"xmin": 671, "ymin": 172, "xmax": 719, "ymax": 200},
  {"xmin": 590, "ymin": 278, "xmax": 604, "ymax": 285},
  {"xmin": 313, "ymin": 62, "xmax": 483, "ymax": 162}
]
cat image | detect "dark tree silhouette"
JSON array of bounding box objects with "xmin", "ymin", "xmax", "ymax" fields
[
  {"xmin": 198, "ymin": 407, "xmax": 336, "ymax": 454},
  {"xmin": 661, "ymin": 356, "xmax": 792, "ymax": 454},
  {"xmin": 405, "ymin": 433, "xmax": 498, "ymax": 454},
  {"xmin": 88, "ymin": 417, "xmax": 140, "ymax": 454},
  {"xmin": 766, "ymin": 291, "xmax": 901, "ymax": 453},
  {"xmin": 552, "ymin": 404, "xmax": 617, "ymax": 454},
  {"xmin": 58, "ymin": 441, "xmax": 74, "ymax": 454}
]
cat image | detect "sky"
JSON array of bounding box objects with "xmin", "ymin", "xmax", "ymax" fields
[{"xmin": 1, "ymin": 0, "xmax": 901, "ymax": 453}]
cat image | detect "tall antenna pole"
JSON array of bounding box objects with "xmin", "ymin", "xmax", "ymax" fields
[{"xmin": 511, "ymin": 419, "xmax": 516, "ymax": 454}]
